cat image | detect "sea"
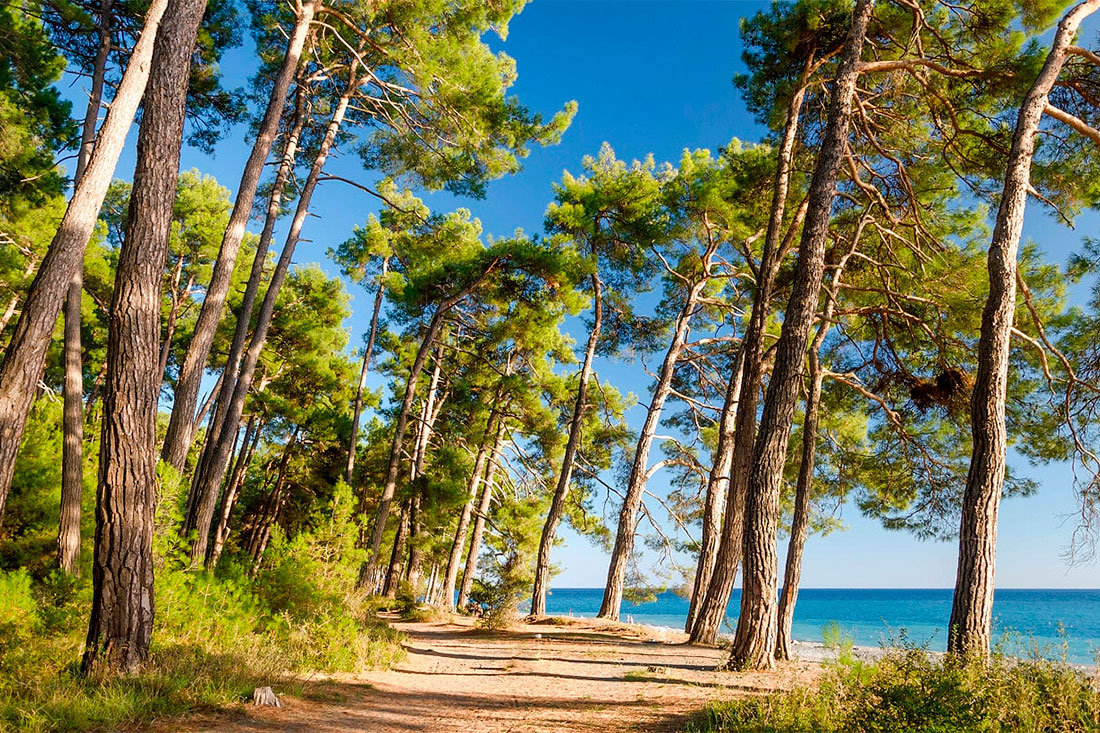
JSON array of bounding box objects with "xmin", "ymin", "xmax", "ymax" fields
[{"xmin": 537, "ymin": 588, "xmax": 1100, "ymax": 666}]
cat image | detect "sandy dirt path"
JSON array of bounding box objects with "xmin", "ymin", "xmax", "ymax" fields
[{"xmin": 177, "ymin": 614, "xmax": 820, "ymax": 732}]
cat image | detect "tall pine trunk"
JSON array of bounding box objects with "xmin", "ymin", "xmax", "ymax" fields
[
  {"xmin": 531, "ymin": 272, "xmax": 603, "ymax": 617},
  {"xmin": 185, "ymin": 70, "xmax": 357, "ymax": 565},
  {"xmin": 207, "ymin": 413, "xmax": 262, "ymax": 568},
  {"xmin": 346, "ymin": 258, "xmax": 388, "ymax": 483},
  {"xmin": 600, "ymin": 276, "xmax": 708, "ymax": 619},
  {"xmin": 729, "ymin": 0, "xmax": 872, "ymax": 671},
  {"xmin": 948, "ymin": 0, "xmax": 1100, "ymax": 657},
  {"xmin": 161, "ymin": 0, "xmax": 317, "ymax": 470},
  {"xmin": 440, "ymin": 405, "xmax": 498, "ymax": 609},
  {"xmin": 688, "ymin": 53, "xmax": 813, "ymax": 645},
  {"xmin": 0, "ymin": 0, "xmax": 168, "ymax": 521},
  {"xmin": 458, "ymin": 416, "xmax": 507, "ymax": 609},
  {"xmin": 82, "ymin": 0, "xmax": 208, "ymax": 674},
  {"xmin": 59, "ymin": 0, "xmax": 114, "ymax": 574},
  {"xmin": 684, "ymin": 348, "xmax": 744, "ymax": 633}
]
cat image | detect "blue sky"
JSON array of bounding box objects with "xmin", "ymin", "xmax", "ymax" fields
[{"xmin": 79, "ymin": 0, "xmax": 1100, "ymax": 588}]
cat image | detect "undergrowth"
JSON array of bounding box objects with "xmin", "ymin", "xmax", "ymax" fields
[
  {"xmin": 688, "ymin": 630, "xmax": 1100, "ymax": 732},
  {"xmin": 0, "ymin": 477, "xmax": 405, "ymax": 732}
]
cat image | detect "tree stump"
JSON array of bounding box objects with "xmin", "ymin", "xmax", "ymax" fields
[{"xmin": 252, "ymin": 686, "xmax": 280, "ymax": 707}]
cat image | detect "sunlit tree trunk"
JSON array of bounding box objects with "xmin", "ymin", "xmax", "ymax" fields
[
  {"xmin": 206, "ymin": 413, "xmax": 262, "ymax": 568},
  {"xmin": 729, "ymin": 0, "xmax": 872, "ymax": 671},
  {"xmin": 458, "ymin": 416, "xmax": 507, "ymax": 609},
  {"xmin": 82, "ymin": 0, "xmax": 208, "ymax": 675},
  {"xmin": 949, "ymin": 0, "xmax": 1100, "ymax": 657},
  {"xmin": 346, "ymin": 257, "xmax": 387, "ymax": 483},
  {"xmin": 531, "ymin": 272, "xmax": 602, "ymax": 617},
  {"xmin": 185, "ymin": 70, "xmax": 358, "ymax": 565},
  {"xmin": 0, "ymin": 0, "xmax": 168, "ymax": 522},
  {"xmin": 161, "ymin": 0, "xmax": 317, "ymax": 470}
]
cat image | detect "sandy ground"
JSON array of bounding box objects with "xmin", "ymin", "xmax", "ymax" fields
[{"xmin": 168, "ymin": 613, "xmax": 825, "ymax": 732}]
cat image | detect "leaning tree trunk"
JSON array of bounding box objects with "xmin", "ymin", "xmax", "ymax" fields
[
  {"xmin": 184, "ymin": 70, "xmax": 357, "ymax": 566},
  {"xmin": 440, "ymin": 405, "xmax": 499, "ymax": 610},
  {"xmin": 949, "ymin": 0, "xmax": 1100, "ymax": 657},
  {"xmin": 161, "ymin": 0, "xmax": 317, "ymax": 470},
  {"xmin": 531, "ymin": 272, "xmax": 603, "ymax": 617},
  {"xmin": 688, "ymin": 53, "xmax": 814, "ymax": 646},
  {"xmin": 684, "ymin": 348, "xmax": 744, "ymax": 633},
  {"xmin": 600, "ymin": 276, "xmax": 708, "ymax": 619},
  {"xmin": 0, "ymin": 0, "xmax": 167, "ymax": 522},
  {"xmin": 82, "ymin": 0, "xmax": 208, "ymax": 675},
  {"xmin": 729, "ymin": 0, "xmax": 872, "ymax": 671},
  {"xmin": 458, "ymin": 416, "xmax": 508, "ymax": 609},
  {"xmin": 181, "ymin": 81, "xmax": 305, "ymax": 523},
  {"xmin": 59, "ymin": 0, "xmax": 113, "ymax": 574},
  {"xmin": 206, "ymin": 413, "xmax": 262, "ymax": 568},
  {"xmin": 346, "ymin": 257, "xmax": 388, "ymax": 483},
  {"xmin": 382, "ymin": 501, "xmax": 411, "ymax": 598},
  {"xmin": 775, "ymin": 216, "xmax": 862, "ymax": 661}
]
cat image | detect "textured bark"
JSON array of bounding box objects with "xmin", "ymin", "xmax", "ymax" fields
[
  {"xmin": 0, "ymin": 0, "xmax": 167, "ymax": 522},
  {"xmin": 531, "ymin": 273, "xmax": 603, "ymax": 617},
  {"xmin": 440, "ymin": 407, "xmax": 498, "ymax": 610},
  {"xmin": 206, "ymin": 413, "xmax": 262, "ymax": 568},
  {"xmin": 82, "ymin": 0, "xmax": 207, "ymax": 675},
  {"xmin": 684, "ymin": 349, "xmax": 744, "ymax": 634},
  {"xmin": 59, "ymin": 0, "xmax": 113, "ymax": 575},
  {"xmin": 382, "ymin": 501, "xmax": 410, "ymax": 598},
  {"xmin": 688, "ymin": 53, "xmax": 814, "ymax": 646},
  {"xmin": 600, "ymin": 276, "xmax": 709, "ymax": 620},
  {"xmin": 360, "ymin": 265, "xmax": 499, "ymax": 588},
  {"xmin": 458, "ymin": 416, "xmax": 507, "ymax": 609},
  {"xmin": 948, "ymin": 0, "xmax": 1100, "ymax": 657},
  {"xmin": 346, "ymin": 258, "xmax": 388, "ymax": 483},
  {"xmin": 729, "ymin": 0, "xmax": 872, "ymax": 671},
  {"xmin": 161, "ymin": 0, "xmax": 317, "ymax": 470},
  {"xmin": 775, "ymin": 350, "xmax": 823, "ymax": 661},
  {"xmin": 185, "ymin": 72, "xmax": 356, "ymax": 565}
]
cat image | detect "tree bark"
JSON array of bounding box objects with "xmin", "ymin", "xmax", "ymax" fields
[
  {"xmin": 207, "ymin": 413, "xmax": 262, "ymax": 568},
  {"xmin": 729, "ymin": 0, "xmax": 872, "ymax": 671},
  {"xmin": 82, "ymin": 0, "xmax": 208, "ymax": 675},
  {"xmin": 684, "ymin": 348, "xmax": 744, "ymax": 633},
  {"xmin": 382, "ymin": 501, "xmax": 410, "ymax": 598},
  {"xmin": 531, "ymin": 272, "xmax": 603, "ymax": 617},
  {"xmin": 458, "ymin": 415, "xmax": 507, "ymax": 609},
  {"xmin": 688, "ymin": 53, "xmax": 814, "ymax": 646},
  {"xmin": 600, "ymin": 276, "xmax": 708, "ymax": 619},
  {"xmin": 161, "ymin": 0, "xmax": 317, "ymax": 470},
  {"xmin": 346, "ymin": 257, "xmax": 388, "ymax": 483},
  {"xmin": 440, "ymin": 407, "xmax": 498, "ymax": 610},
  {"xmin": 0, "ymin": 0, "xmax": 167, "ymax": 522},
  {"xmin": 59, "ymin": 0, "xmax": 114, "ymax": 575},
  {"xmin": 948, "ymin": 0, "xmax": 1100, "ymax": 657},
  {"xmin": 185, "ymin": 69, "xmax": 357, "ymax": 565}
]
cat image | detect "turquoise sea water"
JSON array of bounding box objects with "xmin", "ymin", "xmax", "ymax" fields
[{"xmin": 538, "ymin": 588, "xmax": 1100, "ymax": 665}]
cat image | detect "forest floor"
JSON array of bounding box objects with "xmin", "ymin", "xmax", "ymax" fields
[{"xmin": 166, "ymin": 613, "xmax": 824, "ymax": 732}]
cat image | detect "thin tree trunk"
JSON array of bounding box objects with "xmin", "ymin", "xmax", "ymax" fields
[
  {"xmin": 689, "ymin": 53, "xmax": 814, "ymax": 645},
  {"xmin": 82, "ymin": 0, "xmax": 208, "ymax": 675},
  {"xmin": 949, "ymin": 0, "xmax": 1100, "ymax": 657},
  {"xmin": 247, "ymin": 431, "xmax": 295, "ymax": 571},
  {"xmin": 441, "ymin": 408, "xmax": 498, "ymax": 610},
  {"xmin": 207, "ymin": 413, "xmax": 262, "ymax": 568},
  {"xmin": 0, "ymin": 0, "xmax": 168, "ymax": 522},
  {"xmin": 729, "ymin": 0, "xmax": 872, "ymax": 671},
  {"xmin": 401, "ymin": 345, "xmax": 446, "ymax": 592},
  {"xmin": 161, "ymin": 0, "xmax": 317, "ymax": 470},
  {"xmin": 531, "ymin": 272, "xmax": 603, "ymax": 617},
  {"xmin": 158, "ymin": 266, "xmax": 192, "ymax": 379},
  {"xmin": 360, "ymin": 267, "xmax": 499, "ymax": 587},
  {"xmin": 185, "ymin": 69, "xmax": 357, "ymax": 565},
  {"xmin": 685, "ymin": 348, "xmax": 744, "ymax": 633},
  {"xmin": 59, "ymin": 0, "xmax": 113, "ymax": 575},
  {"xmin": 382, "ymin": 501, "xmax": 411, "ymax": 597},
  {"xmin": 458, "ymin": 416, "xmax": 507, "ymax": 609},
  {"xmin": 346, "ymin": 258, "xmax": 388, "ymax": 483},
  {"xmin": 600, "ymin": 278, "xmax": 708, "ymax": 619}
]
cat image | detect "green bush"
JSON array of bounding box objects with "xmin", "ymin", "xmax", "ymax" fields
[
  {"xmin": 690, "ymin": 646, "xmax": 1100, "ymax": 732},
  {"xmin": 470, "ymin": 550, "xmax": 529, "ymax": 631}
]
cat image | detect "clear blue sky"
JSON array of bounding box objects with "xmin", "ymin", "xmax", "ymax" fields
[{"xmin": 85, "ymin": 0, "xmax": 1099, "ymax": 589}]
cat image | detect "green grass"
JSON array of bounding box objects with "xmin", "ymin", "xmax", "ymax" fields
[{"xmin": 686, "ymin": 642, "xmax": 1100, "ymax": 732}]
